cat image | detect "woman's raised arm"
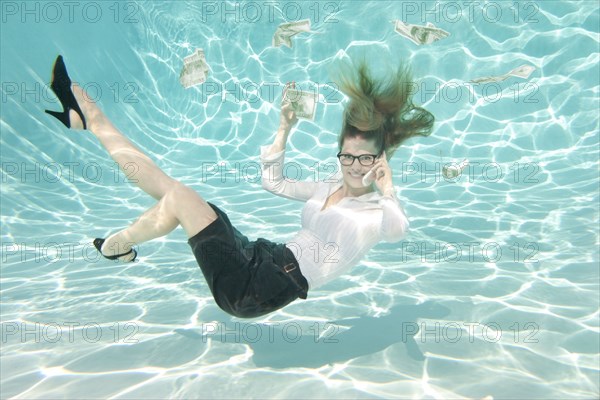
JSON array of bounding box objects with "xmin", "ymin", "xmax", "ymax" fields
[
  {"xmin": 261, "ymin": 82, "xmax": 319, "ymax": 202},
  {"xmin": 265, "ymin": 82, "xmax": 298, "ymax": 156}
]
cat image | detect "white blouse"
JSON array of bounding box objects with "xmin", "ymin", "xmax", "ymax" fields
[{"xmin": 260, "ymin": 146, "xmax": 410, "ymax": 290}]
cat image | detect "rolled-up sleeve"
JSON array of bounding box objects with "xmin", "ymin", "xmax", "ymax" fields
[
  {"xmin": 260, "ymin": 145, "xmax": 319, "ymax": 202},
  {"xmin": 378, "ymin": 194, "xmax": 410, "ymax": 242}
]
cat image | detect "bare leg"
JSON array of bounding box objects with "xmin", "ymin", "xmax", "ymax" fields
[
  {"xmin": 102, "ymin": 182, "xmax": 219, "ymax": 258},
  {"xmin": 68, "ymin": 85, "xmax": 217, "ymax": 258},
  {"xmin": 71, "ymin": 84, "xmax": 174, "ymax": 200}
]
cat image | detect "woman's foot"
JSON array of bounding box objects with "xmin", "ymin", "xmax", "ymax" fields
[
  {"xmin": 93, "ymin": 237, "xmax": 137, "ymax": 262},
  {"xmin": 69, "ymin": 84, "xmax": 103, "ymax": 131},
  {"xmin": 45, "ymin": 55, "xmax": 87, "ymax": 129},
  {"xmin": 45, "ymin": 55, "xmax": 104, "ymax": 131}
]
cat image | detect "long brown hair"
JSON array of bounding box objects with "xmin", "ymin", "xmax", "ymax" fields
[{"xmin": 333, "ymin": 58, "xmax": 434, "ymax": 159}]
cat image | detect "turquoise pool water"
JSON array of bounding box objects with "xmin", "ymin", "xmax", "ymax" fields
[{"xmin": 1, "ymin": 1, "xmax": 599, "ymax": 398}]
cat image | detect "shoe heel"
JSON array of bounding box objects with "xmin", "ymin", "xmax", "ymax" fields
[{"xmin": 45, "ymin": 109, "xmax": 70, "ymax": 128}]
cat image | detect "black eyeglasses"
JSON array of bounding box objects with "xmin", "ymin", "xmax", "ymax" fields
[{"xmin": 336, "ymin": 152, "xmax": 380, "ymax": 166}]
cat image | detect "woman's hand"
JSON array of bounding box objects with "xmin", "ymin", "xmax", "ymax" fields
[
  {"xmin": 369, "ymin": 151, "xmax": 395, "ymax": 196},
  {"xmin": 280, "ymin": 82, "xmax": 299, "ymax": 130}
]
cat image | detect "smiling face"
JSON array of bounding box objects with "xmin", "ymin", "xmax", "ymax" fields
[{"xmin": 338, "ymin": 136, "xmax": 380, "ymax": 192}]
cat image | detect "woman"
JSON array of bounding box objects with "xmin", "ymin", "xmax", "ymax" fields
[{"xmin": 44, "ymin": 55, "xmax": 433, "ymax": 318}]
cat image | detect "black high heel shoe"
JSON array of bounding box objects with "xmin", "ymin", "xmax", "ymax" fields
[
  {"xmin": 93, "ymin": 238, "xmax": 137, "ymax": 262},
  {"xmin": 45, "ymin": 55, "xmax": 87, "ymax": 129}
]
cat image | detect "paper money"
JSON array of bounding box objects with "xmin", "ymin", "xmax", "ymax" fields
[
  {"xmin": 470, "ymin": 64, "xmax": 536, "ymax": 84},
  {"xmin": 506, "ymin": 65, "xmax": 536, "ymax": 79},
  {"xmin": 284, "ymin": 88, "xmax": 318, "ymax": 120},
  {"xmin": 393, "ymin": 20, "xmax": 449, "ymax": 45},
  {"xmin": 179, "ymin": 49, "xmax": 210, "ymax": 89},
  {"xmin": 273, "ymin": 19, "xmax": 312, "ymax": 48},
  {"xmin": 442, "ymin": 159, "xmax": 469, "ymax": 179}
]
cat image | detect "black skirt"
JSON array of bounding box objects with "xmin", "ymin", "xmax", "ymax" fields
[{"xmin": 188, "ymin": 202, "xmax": 309, "ymax": 318}]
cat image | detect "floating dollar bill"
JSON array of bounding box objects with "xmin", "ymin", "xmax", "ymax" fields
[
  {"xmin": 442, "ymin": 159, "xmax": 469, "ymax": 179},
  {"xmin": 506, "ymin": 65, "xmax": 535, "ymax": 79},
  {"xmin": 393, "ymin": 20, "xmax": 450, "ymax": 45},
  {"xmin": 470, "ymin": 64, "xmax": 536, "ymax": 84},
  {"xmin": 284, "ymin": 88, "xmax": 318, "ymax": 120},
  {"xmin": 273, "ymin": 19, "xmax": 312, "ymax": 48},
  {"xmin": 179, "ymin": 48, "xmax": 210, "ymax": 89}
]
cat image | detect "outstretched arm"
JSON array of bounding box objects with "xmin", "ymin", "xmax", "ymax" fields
[
  {"xmin": 265, "ymin": 83, "xmax": 297, "ymax": 155},
  {"xmin": 261, "ymin": 82, "xmax": 319, "ymax": 202}
]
